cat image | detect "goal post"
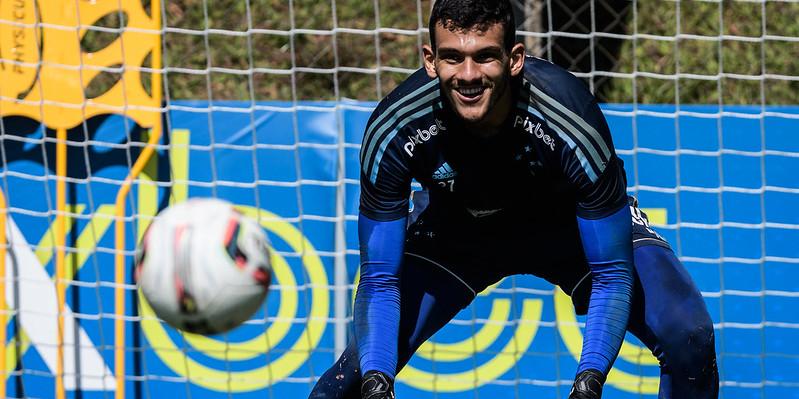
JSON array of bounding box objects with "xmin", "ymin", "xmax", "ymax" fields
[{"xmin": 0, "ymin": 1, "xmax": 798, "ymax": 398}]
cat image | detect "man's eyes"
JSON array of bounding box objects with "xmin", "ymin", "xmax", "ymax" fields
[
  {"xmin": 439, "ymin": 53, "xmax": 500, "ymax": 63},
  {"xmin": 440, "ymin": 53, "xmax": 464, "ymax": 63},
  {"xmin": 474, "ymin": 53, "xmax": 499, "ymax": 63}
]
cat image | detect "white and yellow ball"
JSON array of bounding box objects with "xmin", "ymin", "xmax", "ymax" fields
[{"xmin": 136, "ymin": 198, "xmax": 272, "ymax": 335}]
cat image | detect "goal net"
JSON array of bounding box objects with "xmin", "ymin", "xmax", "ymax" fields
[{"xmin": 0, "ymin": 0, "xmax": 797, "ymax": 398}]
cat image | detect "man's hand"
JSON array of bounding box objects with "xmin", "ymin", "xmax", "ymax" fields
[
  {"xmin": 361, "ymin": 370, "xmax": 395, "ymax": 399},
  {"xmin": 569, "ymin": 369, "xmax": 605, "ymax": 399}
]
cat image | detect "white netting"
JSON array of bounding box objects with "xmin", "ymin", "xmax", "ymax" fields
[{"xmin": 0, "ymin": 1, "xmax": 797, "ymax": 398}]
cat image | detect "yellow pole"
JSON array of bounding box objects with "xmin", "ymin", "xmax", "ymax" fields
[
  {"xmin": 55, "ymin": 128, "xmax": 67, "ymax": 399},
  {"xmin": 114, "ymin": 121, "xmax": 162, "ymax": 399},
  {"xmin": 0, "ymin": 190, "xmax": 8, "ymax": 398},
  {"xmin": 113, "ymin": 182, "xmax": 125, "ymax": 399},
  {"xmin": 114, "ymin": 4, "xmax": 162, "ymax": 397}
]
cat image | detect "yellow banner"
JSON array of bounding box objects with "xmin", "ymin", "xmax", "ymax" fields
[{"xmin": 0, "ymin": 0, "xmax": 161, "ymax": 129}]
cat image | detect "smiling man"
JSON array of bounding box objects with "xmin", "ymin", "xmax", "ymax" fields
[
  {"xmin": 308, "ymin": 1, "xmax": 718, "ymax": 398},
  {"xmin": 426, "ymin": 17, "xmax": 521, "ymax": 131}
]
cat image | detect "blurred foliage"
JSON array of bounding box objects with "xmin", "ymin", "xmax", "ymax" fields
[
  {"xmin": 157, "ymin": 0, "xmax": 430, "ymax": 101},
  {"xmin": 136, "ymin": 0, "xmax": 798, "ymax": 103},
  {"xmin": 601, "ymin": 1, "xmax": 799, "ymax": 104}
]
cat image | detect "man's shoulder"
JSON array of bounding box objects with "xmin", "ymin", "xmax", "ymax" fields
[
  {"xmin": 363, "ymin": 68, "xmax": 442, "ymax": 152},
  {"xmin": 367, "ymin": 68, "xmax": 441, "ymax": 128},
  {"xmin": 360, "ymin": 69, "xmax": 442, "ymax": 182},
  {"xmin": 521, "ymin": 56, "xmax": 595, "ymax": 112},
  {"xmin": 384, "ymin": 68, "xmax": 437, "ymax": 101},
  {"xmin": 519, "ymin": 56, "xmax": 615, "ymax": 185}
]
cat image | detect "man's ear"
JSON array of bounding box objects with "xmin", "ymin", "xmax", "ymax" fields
[
  {"xmin": 422, "ymin": 44, "xmax": 437, "ymax": 79},
  {"xmin": 509, "ymin": 42, "xmax": 525, "ymax": 77}
]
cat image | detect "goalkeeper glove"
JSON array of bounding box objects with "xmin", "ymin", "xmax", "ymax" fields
[
  {"xmin": 569, "ymin": 369, "xmax": 605, "ymax": 399},
  {"xmin": 361, "ymin": 370, "xmax": 395, "ymax": 399}
]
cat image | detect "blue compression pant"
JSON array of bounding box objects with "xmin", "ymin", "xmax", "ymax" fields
[
  {"xmin": 626, "ymin": 245, "xmax": 718, "ymax": 399},
  {"xmin": 309, "ymin": 244, "xmax": 718, "ymax": 399}
]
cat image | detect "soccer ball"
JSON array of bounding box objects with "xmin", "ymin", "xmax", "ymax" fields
[{"xmin": 135, "ymin": 198, "xmax": 272, "ymax": 335}]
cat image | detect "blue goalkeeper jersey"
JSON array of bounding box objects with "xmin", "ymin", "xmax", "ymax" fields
[
  {"xmin": 355, "ymin": 55, "xmax": 635, "ymax": 378},
  {"xmin": 360, "ymin": 55, "xmax": 628, "ymax": 226}
]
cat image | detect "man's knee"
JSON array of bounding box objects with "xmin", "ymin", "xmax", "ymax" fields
[
  {"xmin": 663, "ymin": 318, "xmax": 717, "ymax": 376},
  {"xmin": 659, "ymin": 319, "xmax": 719, "ymax": 398}
]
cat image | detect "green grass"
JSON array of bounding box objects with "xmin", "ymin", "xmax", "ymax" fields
[{"xmin": 148, "ymin": 0, "xmax": 798, "ymax": 104}]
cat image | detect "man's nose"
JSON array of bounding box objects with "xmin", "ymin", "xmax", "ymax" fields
[{"xmin": 458, "ymin": 58, "xmax": 481, "ymax": 83}]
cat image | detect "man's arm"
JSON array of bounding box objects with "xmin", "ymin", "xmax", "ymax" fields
[
  {"xmin": 553, "ymin": 93, "xmax": 633, "ymax": 397},
  {"xmin": 353, "ymin": 213, "xmax": 406, "ymax": 392},
  {"xmin": 357, "ymin": 94, "xmax": 416, "ymax": 397},
  {"xmin": 354, "ymin": 69, "xmax": 433, "ymax": 398},
  {"xmin": 571, "ymin": 205, "xmax": 635, "ymax": 398}
]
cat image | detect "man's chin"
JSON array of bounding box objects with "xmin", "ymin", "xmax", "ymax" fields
[{"xmin": 453, "ymin": 106, "xmax": 488, "ymax": 125}]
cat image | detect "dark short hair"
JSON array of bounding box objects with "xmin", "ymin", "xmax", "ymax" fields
[{"xmin": 428, "ymin": 0, "xmax": 516, "ymax": 52}]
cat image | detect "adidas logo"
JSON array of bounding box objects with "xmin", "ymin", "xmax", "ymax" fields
[{"xmin": 432, "ymin": 162, "xmax": 457, "ymax": 180}]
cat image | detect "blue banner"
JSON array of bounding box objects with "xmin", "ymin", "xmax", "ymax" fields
[{"xmin": 1, "ymin": 102, "xmax": 797, "ymax": 398}]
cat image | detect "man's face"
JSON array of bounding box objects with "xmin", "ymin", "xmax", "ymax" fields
[{"xmin": 423, "ymin": 22, "xmax": 524, "ymax": 128}]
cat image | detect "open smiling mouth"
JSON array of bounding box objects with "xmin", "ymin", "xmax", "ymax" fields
[{"xmin": 455, "ymin": 86, "xmax": 486, "ymax": 101}]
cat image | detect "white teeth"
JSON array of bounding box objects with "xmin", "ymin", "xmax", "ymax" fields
[{"xmin": 458, "ymin": 87, "xmax": 484, "ymax": 96}]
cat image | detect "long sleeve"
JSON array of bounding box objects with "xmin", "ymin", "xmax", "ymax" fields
[
  {"xmin": 353, "ymin": 213, "xmax": 407, "ymax": 378},
  {"xmin": 575, "ymin": 205, "xmax": 635, "ymax": 375}
]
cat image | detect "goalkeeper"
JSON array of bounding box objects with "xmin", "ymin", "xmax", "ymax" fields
[{"xmin": 310, "ymin": 0, "xmax": 718, "ymax": 398}]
